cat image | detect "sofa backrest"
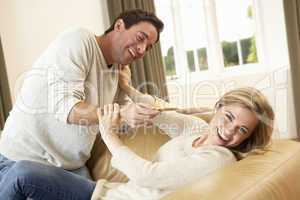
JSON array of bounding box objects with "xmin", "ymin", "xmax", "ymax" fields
[
  {"xmin": 87, "ymin": 126, "xmax": 170, "ymax": 182},
  {"xmin": 161, "ymin": 139, "xmax": 300, "ymax": 200}
]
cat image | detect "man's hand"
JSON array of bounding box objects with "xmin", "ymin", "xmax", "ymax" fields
[
  {"xmin": 118, "ymin": 65, "xmax": 131, "ymax": 90},
  {"xmin": 120, "ymin": 102, "xmax": 160, "ymax": 128}
]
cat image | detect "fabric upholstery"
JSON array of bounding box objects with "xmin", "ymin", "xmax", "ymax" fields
[{"xmin": 161, "ymin": 139, "xmax": 300, "ymax": 200}]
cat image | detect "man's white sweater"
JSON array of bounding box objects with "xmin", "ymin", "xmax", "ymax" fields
[{"xmin": 0, "ymin": 28, "xmax": 128, "ymax": 169}]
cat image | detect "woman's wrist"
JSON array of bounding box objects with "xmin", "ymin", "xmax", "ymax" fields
[{"xmin": 101, "ymin": 131, "xmax": 124, "ymax": 154}]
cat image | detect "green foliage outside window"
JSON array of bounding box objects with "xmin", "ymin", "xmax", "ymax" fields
[
  {"xmin": 164, "ymin": 47, "xmax": 176, "ymax": 76},
  {"xmin": 197, "ymin": 48, "xmax": 208, "ymax": 71},
  {"xmin": 186, "ymin": 50, "xmax": 195, "ymax": 72},
  {"xmin": 223, "ymin": 36, "xmax": 258, "ymax": 67},
  {"xmin": 245, "ymin": 37, "xmax": 258, "ymax": 63},
  {"xmin": 222, "ymin": 41, "xmax": 239, "ymax": 67}
]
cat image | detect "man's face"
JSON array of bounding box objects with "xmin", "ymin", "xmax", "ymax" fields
[{"xmin": 112, "ymin": 20, "xmax": 158, "ymax": 65}]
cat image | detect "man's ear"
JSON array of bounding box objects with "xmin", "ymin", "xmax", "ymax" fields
[{"xmin": 114, "ymin": 19, "xmax": 125, "ymax": 32}]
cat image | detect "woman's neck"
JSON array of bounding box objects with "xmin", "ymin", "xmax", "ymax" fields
[{"xmin": 192, "ymin": 134, "xmax": 209, "ymax": 148}]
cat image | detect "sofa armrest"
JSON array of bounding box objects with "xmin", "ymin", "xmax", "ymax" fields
[{"xmin": 161, "ymin": 140, "xmax": 300, "ymax": 200}]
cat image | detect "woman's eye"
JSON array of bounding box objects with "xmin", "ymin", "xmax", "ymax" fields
[{"xmin": 225, "ymin": 114, "xmax": 233, "ymax": 121}]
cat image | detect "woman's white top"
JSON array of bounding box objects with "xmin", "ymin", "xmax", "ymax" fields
[{"xmin": 93, "ymin": 110, "xmax": 237, "ymax": 200}]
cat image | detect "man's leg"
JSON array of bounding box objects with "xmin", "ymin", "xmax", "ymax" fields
[
  {"xmin": 0, "ymin": 160, "xmax": 95, "ymax": 200},
  {"xmin": 70, "ymin": 165, "xmax": 93, "ymax": 180}
]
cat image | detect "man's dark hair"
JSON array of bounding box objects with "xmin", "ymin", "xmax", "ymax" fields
[{"xmin": 104, "ymin": 9, "xmax": 164, "ymax": 42}]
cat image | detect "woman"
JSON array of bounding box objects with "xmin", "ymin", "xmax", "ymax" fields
[{"xmin": 91, "ymin": 67, "xmax": 275, "ymax": 200}]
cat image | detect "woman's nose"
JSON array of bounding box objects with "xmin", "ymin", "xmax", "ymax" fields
[{"xmin": 224, "ymin": 123, "xmax": 237, "ymax": 136}]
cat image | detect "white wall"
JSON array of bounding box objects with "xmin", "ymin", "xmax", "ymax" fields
[
  {"xmin": 0, "ymin": 0, "xmax": 110, "ymax": 101},
  {"xmin": 256, "ymin": 0, "xmax": 289, "ymax": 68}
]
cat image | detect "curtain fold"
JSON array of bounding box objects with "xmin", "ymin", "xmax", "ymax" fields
[
  {"xmin": 106, "ymin": 0, "xmax": 169, "ymax": 100},
  {"xmin": 0, "ymin": 37, "xmax": 12, "ymax": 130},
  {"xmin": 283, "ymin": 0, "xmax": 300, "ymax": 137}
]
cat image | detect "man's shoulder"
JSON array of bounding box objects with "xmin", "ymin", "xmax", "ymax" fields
[
  {"xmin": 50, "ymin": 27, "xmax": 98, "ymax": 55},
  {"xmin": 57, "ymin": 27, "xmax": 94, "ymax": 42}
]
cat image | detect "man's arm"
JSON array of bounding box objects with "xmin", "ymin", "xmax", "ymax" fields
[
  {"xmin": 67, "ymin": 100, "xmax": 159, "ymax": 127},
  {"xmin": 67, "ymin": 101, "xmax": 99, "ymax": 125}
]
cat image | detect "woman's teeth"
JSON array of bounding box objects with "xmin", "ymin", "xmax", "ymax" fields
[{"xmin": 217, "ymin": 128, "xmax": 230, "ymax": 142}]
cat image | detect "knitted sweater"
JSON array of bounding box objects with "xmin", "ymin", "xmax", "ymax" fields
[
  {"xmin": 92, "ymin": 110, "xmax": 236, "ymax": 200},
  {"xmin": 0, "ymin": 28, "xmax": 129, "ymax": 169}
]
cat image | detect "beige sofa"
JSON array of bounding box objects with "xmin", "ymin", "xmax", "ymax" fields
[{"xmin": 86, "ymin": 113, "xmax": 300, "ymax": 200}]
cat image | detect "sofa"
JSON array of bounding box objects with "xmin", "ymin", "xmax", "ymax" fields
[{"xmin": 86, "ymin": 113, "xmax": 300, "ymax": 200}]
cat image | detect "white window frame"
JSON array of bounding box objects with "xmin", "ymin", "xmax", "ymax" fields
[{"xmin": 160, "ymin": 0, "xmax": 268, "ymax": 83}]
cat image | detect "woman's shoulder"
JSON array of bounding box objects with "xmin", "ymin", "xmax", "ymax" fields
[{"xmin": 193, "ymin": 145, "xmax": 237, "ymax": 163}]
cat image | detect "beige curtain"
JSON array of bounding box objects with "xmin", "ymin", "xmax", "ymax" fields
[
  {"xmin": 0, "ymin": 37, "xmax": 12, "ymax": 130},
  {"xmin": 106, "ymin": 0, "xmax": 169, "ymax": 100},
  {"xmin": 283, "ymin": 0, "xmax": 300, "ymax": 137}
]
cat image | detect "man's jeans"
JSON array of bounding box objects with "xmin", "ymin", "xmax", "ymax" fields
[{"xmin": 0, "ymin": 154, "xmax": 96, "ymax": 200}]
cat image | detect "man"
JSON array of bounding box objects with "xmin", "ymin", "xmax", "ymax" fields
[{"xmin": 0, "ymin": 9, "xmax": 164, "ymax": 199}]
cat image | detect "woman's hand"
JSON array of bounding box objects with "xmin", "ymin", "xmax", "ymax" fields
[
  {"xmin": 97, "ymin": 103, "xmax": 124, "ymax": 154},
  {"xmin": 120, "ymin": 103, "xmax": 159, "ymax": 128},
  {"xmin": 118, "ymin": 65, "xmax": 131, "ymax": 90}
]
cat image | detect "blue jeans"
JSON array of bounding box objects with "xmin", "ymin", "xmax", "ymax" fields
[{"xmin": 0, "ymin": 154, "xmax": 96, "ymax": 200}]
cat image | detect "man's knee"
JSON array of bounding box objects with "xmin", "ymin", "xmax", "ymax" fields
[
  {"xmin": 10, "ymin": 160, "xmax": 52, "ymax": 182},
  {"xmin": 10, "ymin": 160, "xmax": 38, "ymax": 178}
]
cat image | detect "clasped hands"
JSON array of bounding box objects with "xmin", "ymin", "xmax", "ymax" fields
[{"xmin": 97, "ymin": 103, "xmax": 160, "ymax": 137}]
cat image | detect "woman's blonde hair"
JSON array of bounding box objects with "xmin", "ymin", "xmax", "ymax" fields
[{"xmin": 215, "ymin": 87, "xmax": 274, "ymax": 155}]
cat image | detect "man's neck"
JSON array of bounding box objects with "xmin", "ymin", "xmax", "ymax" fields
[{"xmin": 96, "ymin": 34, "xmax": 114, "ymax": 66}]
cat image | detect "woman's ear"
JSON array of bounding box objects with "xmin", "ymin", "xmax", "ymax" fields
[{"xmin": 114, "ymin": 19, "xmax": 125, "ymax": 32}]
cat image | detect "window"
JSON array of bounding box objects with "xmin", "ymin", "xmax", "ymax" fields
[
  {"xmin": 215, "ymin": 0, "xmax": 258, "ymax": 67},
  {"xmin": 155, "ymin": 0, "xmax": 260, "ymax": 78}
]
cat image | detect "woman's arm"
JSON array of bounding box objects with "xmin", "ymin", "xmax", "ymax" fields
[
  {"xmin": 118, "ymin": 66, "xmax": 209, "ymax": 138},
  {"xmin": 97, "ymin": 104, "xmax": 124, "ymax": 154},
  {"xmin": 97, "ymin": 104, "xmax": 235, "ymax": 190},
  {"xmin": 118, "ymin": 65, "xmax": 156, "ymax": 105},
  {"xmin": 111, "ymin": 145, "xmax": 236, "ymax": 190}
]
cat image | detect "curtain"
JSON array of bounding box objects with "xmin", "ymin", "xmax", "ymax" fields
[
  {"xmin": 106, "ymin": 0, "xmax": 169, "ymax": 100},
  {"xmin": 0, "ymin": 37, "xmax": 12, "ymax": 130},
  {"xmin": 283, "ymin": 0, "xmax": 300, "ymax": 138}
]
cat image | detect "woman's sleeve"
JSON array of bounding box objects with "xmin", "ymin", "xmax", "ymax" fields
[
  {"xmin": 152, "ymin": 111, "xmax": 209, "ymax": 138},
  {"xmin": 111, "ymin": 146, "xmax": 236, "ymax": 190},
  {"xmin": 129, "ymin": 93, "xmax": 209, "ymax": 138}
]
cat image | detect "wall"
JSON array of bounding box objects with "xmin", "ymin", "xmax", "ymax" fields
[{"xmin": 0, "ymin": 0, "xmax": 110, "ymax": 101}]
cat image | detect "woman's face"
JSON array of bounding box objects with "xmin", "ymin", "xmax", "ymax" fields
[{"xmin": 207, "ymin": 104, "xmax": 259, "ymax": 148}]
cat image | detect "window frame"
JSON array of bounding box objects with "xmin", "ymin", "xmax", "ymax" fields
[{"xmin": 156, "ymin": 0, "xmax": 266, "ymax": 82}]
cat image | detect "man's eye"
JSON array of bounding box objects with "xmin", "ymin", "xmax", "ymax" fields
[
  {"xmin": 239, "ymin": 128, "xmax": 248, "ymax": 135},
  {"xmin": 137, "ymin": 35, "xmax": 144, "ymax": 42}
]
